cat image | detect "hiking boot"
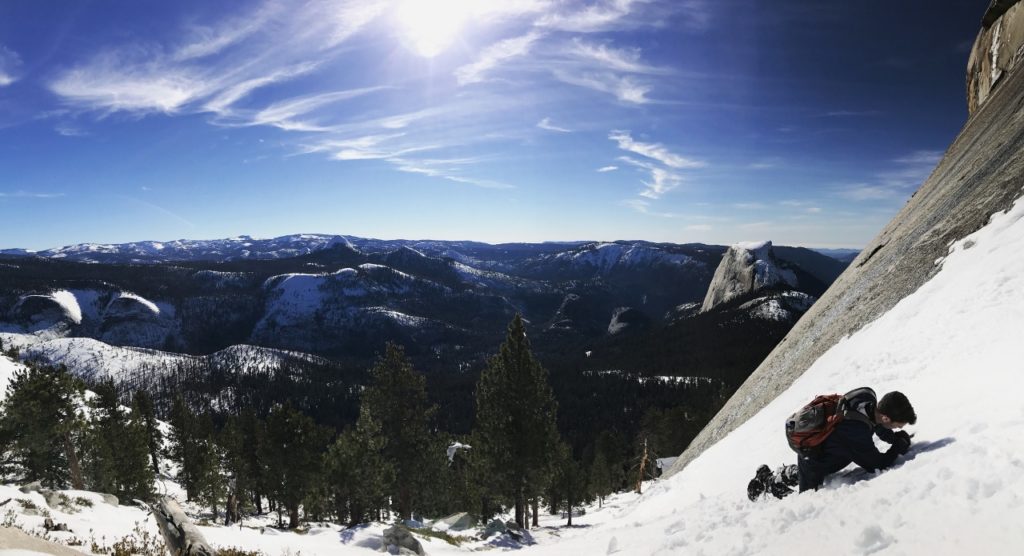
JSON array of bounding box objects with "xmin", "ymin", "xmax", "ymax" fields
[
  {"xmin": 778, "ymin": 464, "xmax": 799, "ymax": 488},
  {"xmin": 747, "ymin": 464, "xmax": 773, "ymax": 501}
]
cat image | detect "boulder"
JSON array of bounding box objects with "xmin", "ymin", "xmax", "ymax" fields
[
  {"xmin": 18, "ymin": 482, "xmax": 43, "ymax": 494},
  {"xmin": 381, "ymin": 525, "xmax": 425, "ymax": 556},
  {"xmin": 435, "ymin": 512, "xmax": 476, "ymax": 531},
  {"xmin": 480, "ymin": 519, "xmax": 506, "ymax": 539}
]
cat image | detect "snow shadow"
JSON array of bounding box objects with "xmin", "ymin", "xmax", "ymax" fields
[
  {"xmin": 830, "ymin": 437, "xmax": 957, "ymax": 488},
  {"xmin": 900, "ymin": 437, "xmax": 956, "ymax": 463},
  {"xmin": 338, "ymin": 524, "xmax": 378, "ymax": 548}
]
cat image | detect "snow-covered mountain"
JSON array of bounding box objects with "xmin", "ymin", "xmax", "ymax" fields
[{"xmin": 3, "ymin": 234, "xmax": 356, "ymax": 263}]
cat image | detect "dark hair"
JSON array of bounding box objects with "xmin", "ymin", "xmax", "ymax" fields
[{"xmin": 878, "ymin": 391, "xmax": 917, "ymax": 425}]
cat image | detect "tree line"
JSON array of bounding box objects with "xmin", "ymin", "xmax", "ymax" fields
[{"xmin": 0, "ymin": 315, "xmax": 712, "ymax": 530}]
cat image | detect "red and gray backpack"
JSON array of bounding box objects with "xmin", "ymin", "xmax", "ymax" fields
[{"xmin": 785, "ymin": 388, "xmax": 874, "ymax": 455}]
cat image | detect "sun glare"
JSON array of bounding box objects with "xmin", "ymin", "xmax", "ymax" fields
[{"xmin": 394, "ymin": 0, "xmax": 474, "ymax": 57}]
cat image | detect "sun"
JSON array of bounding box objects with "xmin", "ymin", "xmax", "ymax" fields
[{"xmin": 394, "ymin": 0, "xmax": 475, "ymax": 57}]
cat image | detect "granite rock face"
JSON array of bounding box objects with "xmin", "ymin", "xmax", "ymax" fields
[
  {"xmin": 700, "ymin": 241, "xmax": 797, "ymax": 313},
  {"xmin": 968, "ymin": 1, "xmax": 1024, "ymax": 115},
  {"xmin": 668, "ymin": 2, "xmax": 1024, "ymax": 478}
]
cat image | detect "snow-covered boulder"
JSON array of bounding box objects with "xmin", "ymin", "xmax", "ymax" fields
[{"xmin": 700, "ymin": 241, "xmax": 797, "ymax": 313}]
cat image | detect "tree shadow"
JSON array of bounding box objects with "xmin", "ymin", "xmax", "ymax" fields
[{"xmin": 338, "ymin": 523, "xmax": 372, "ymax": 545}]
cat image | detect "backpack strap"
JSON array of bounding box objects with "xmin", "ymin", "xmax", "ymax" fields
[{"xmin": 839, "ymin": 387, "xmax": 876, "ymax": 428}]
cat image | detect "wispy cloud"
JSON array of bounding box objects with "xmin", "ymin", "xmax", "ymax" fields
[
  {"xmin": 204, "ymin": 62, "xmax": 321, "ymax": 115},
  {"xmin": 686, "ymin": 224, "xmax": 712, "ymax": 231},
  {"xmin": 248, "ymin": 86, "xmax": 389, "ymax": 131},
  {"xmin": 455, "ymin": 31, "xmax": 542, "ymax": 85},
  {"xmin": 566, "ymin": 39, "xmax": 671, "ymax": 75},
  {"xmin": 118, "ymin": 196, "xmax": 196, "ymax": 228},
  {"xmin": 537, "ymin": 117, "xmax": 571, "ymax": 133},
  {"xmin": 0, "ymin": 191, "xmax": 65, "ymax": 199},
  {"xmin": 619, "ymin": 156, "xmax": 682, "ymax": 199},
  {"xmin": 537, "ymin": 0, "xmax": 663, "ymax": 32},
  {"xmin": 749, "ymin": 158, "xmax": 781, "ymax": 169},
  {"xmin": 0, "ymin": 45, "xmax": 22, "ymax": 87},
  {"xmin": 48, "ymin": 1, "xmax": 385, "ymax": 117},
  {"xmin": 55, "ymin": 125, "xmax": 88, "ymax": 137},
  {"xmin": 552, "ymin": 70, "xmax": 653, "ymax": 104},
  {"xmin": 836, "ymin": 150, "xmax": 942, "ymax": 201},
  {"xmin": 609, "ymin": 131, "xmax": 704, "ymax": 169},
  {"xmin": 822, "ymin": 110, "xmax": 882, "ymax": 117},
  {"xmin": 389, "ymin": 157, "xmax": 514, "ymax": 189},
  {"xmin": 597, "ymin": 165, "xmax": 618, "ymax": 172},
  {"xmin": 50, "ymin": 49, "xmax": 212, "ymax": 114}
]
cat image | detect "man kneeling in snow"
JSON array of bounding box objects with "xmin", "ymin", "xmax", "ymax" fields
[{"xmin": 748, "ymin": 388, "xmax": 917, "ymax": 500}]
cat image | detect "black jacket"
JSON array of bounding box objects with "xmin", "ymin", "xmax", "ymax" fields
[{"xmin": 798, "ymin": 387, "xmax": 902, "ymax": 489}]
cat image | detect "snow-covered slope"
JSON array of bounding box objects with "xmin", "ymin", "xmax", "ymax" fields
[
  {"xmin": 520, "ymin": 193, "xmax": 1024, "ymax": 554},
  {"xmin": 3, "ymin": 334, "xmax": 329, "ymax": 385}
]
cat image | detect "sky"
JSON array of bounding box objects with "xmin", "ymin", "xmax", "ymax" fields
[{"xmin": 0, "ymin": 0, "xmax": 987, "ymax": 251}]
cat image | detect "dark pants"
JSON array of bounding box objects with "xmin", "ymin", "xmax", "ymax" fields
[{"xmin": 797, "ymin": 454, "xmax": 849, "ymax": 492}]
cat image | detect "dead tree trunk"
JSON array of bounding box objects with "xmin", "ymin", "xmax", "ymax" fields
[
  {"xmin": 62, "ymin": 431, "xmax": 83, "ymax": 490},
  {"xmin": 152, "ymin": 497, "xmax": 215, "ymax": 556}
]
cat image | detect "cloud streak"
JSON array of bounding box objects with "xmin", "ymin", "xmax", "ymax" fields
[
  {"xmin": 455, "ymin": 31, "xmax": 542, "ymax": 85},
  {"xmin": 0, "ymin": 191, "xmax": 65, "ymax": 199},
  {"xmin": 537, "ymin": 117, "xmax": 571, "ymax": 132},
  {"xmin": 0, "ymin": 45, "xmax": 22, "ymax": 87},
  {"xmin": 609, "ymin": 131, "xmax": 704, "ymax": 169},
  {"xmin": 836, "ymin": 150, "xmax": 942, "ymax": 201}
]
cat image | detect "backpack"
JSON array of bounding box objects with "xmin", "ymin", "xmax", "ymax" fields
[{"xmin": 784, "ymin": 389, "xmax": 874, "ymax": 456}]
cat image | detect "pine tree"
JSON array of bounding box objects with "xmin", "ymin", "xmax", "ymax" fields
[
  {"xmin": 263, "ymin": 404, "xmax": 330, "ymax": 528},
  {"xmin": 0, "ymin": 365, "xmax": 84, "ymax": 488},
  {"xmin": 324, "ymin": 405, "xmax": 392, "ymax": 526},
  {"xmin": 589, "ymin": 449, "xmax": 613, "ymax": 508},
  {"xmin": 219, "ymin": 409, "xmax": 268, "ymax": 522},
  {"xmin": 83, "ymin": 381, "xmax": 155, "ymax": 501},
  {"xmin": 473, "ymin": 314, "xmax": 561, "ymax": 529},
  {"xmin": 361, "ymin": 343, "xmax": 438, "ymax": 520},
  {"xmin": 166, "ymin": 395, "xmax": 220, "ymax": 508},
  {"xmin": 132, "ymin": 389, "xmax": 162, "ymax": 476},
  {"xmin": 550, "ymin": 443, "xmax": 587, "ymax": 526}
]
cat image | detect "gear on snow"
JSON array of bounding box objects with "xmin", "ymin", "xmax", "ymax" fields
[{"xmin": 747, "ymin": 463, "xmax": 799, "ymax": 501}]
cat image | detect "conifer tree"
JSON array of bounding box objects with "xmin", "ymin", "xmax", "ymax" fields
[
  {"xmin": 550, "ymin": 443, "xmax": 588, "ymax": 526},
  {"xmin": 83, "ymin": 381, "xmax": 155, "ymax": 501},
  {"xmin": 263, "ymin": 404, "xmax": 330, "ymax": 528},
  {"xmin": 361, "ymin": 343, "xmax": 438, "ymax": 520},
  {"xmin": 166, "ymin": 395, "xmax": 219, "ymax": 507},
  {"xmin": 473, "ymin": 314, "xmax": 561, "ymax": 529},
  {"xmin": 589, "ymin": 449, "xmax": 613, "ymax": 508},
  {"xmin": 219, "ymin": 409, "xmax": 268, "ymax": 521},
  {"xmin": 324, "ymin": 405, "xmax": 392, "ymax": 526},
  {"xmin": 0, "ymin": 365, "xmax": 84, "ymax": 488},
  {"xmin": 131, "ymin": 389, "xmax": 162, "ymax": 476}
]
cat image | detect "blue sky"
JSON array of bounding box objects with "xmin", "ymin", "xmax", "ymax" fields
[{"xmin": 0, "ymin": 0, "xmax": 985, "ymax": 250}]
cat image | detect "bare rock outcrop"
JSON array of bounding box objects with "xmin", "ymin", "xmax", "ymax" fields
[{"xmin": 700, "ymin": 241, "xmax": 796, "ymax": 313}]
